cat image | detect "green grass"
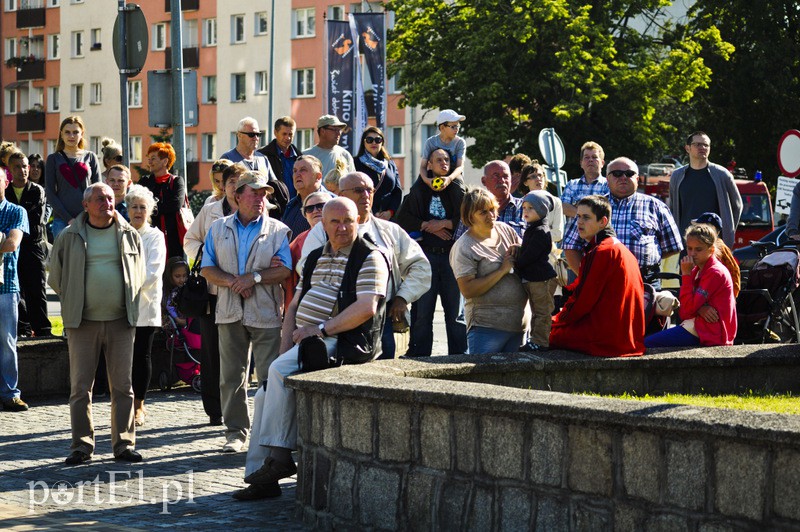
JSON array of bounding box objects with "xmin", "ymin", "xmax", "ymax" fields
[{"xmin": 582, "ymin": 391, "xmax": 800, "ymax": 415}]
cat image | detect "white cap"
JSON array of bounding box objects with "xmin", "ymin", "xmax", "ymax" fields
[{"xmin": 436, "ymin": 109, "xmax": 466, "ymax": 125}]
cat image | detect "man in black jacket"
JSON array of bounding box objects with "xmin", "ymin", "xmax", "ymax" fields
[
  {"xmin": 258, "ymin": 116, "xmax": 301, "ymax": 201},
  {"xmin": 6, "ymin": 151, "xmax": 51, "ymax": 337}
]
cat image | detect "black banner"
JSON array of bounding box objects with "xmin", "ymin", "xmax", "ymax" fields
[
  {"xmin": 327, "ymin": 19, "xmax": 358, "ymax": 153},
  {"xmin": 352, "ymin": 13, "xmax": 386, "ymax": 132}
]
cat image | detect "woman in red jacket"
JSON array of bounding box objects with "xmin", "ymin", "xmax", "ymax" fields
[{"xmin": 645, "ymin": 223, "xmax": 737, "ymax": 347}]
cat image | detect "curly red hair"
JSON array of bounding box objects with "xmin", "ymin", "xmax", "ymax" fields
[{"xmin": 146, "ymin": 142, "xmax": 176, "ymax": 170}]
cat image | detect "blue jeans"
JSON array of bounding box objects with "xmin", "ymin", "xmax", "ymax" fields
[
  {"xmin": 51, "ymin": 217, "xmax": 68, "ymax": 241},
  {"xmin": 0, "ymin": 292, "xmax": 21, "ymax": 400},
  {"xmin": 467, "ymin": 326, "xmax": 524, "ymax": 355},
  {"xmin": 407, "ymin": 251, "xmax": 466, "ymax": 356},
  {"xmin": 644, "ymin": 325, "xmax": 700, "ymax": 348},
  {"xmin": 377, "ymin": 318, "xmax": 395, "ymax": 360}
]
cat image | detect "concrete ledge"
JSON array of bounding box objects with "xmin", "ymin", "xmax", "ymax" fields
[
  {"xmin": 17, "ymin": 337, "xmax": 70, "ymax": 397},
  {"xmin": 288, "ymin": 345, "xmax": 800, "ymax": 530}
]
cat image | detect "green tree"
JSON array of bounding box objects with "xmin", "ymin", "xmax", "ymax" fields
[
  {"xmin": 386, "ymin": 0, "xmax": 732, "ymax": 177},
  {"xmin": 687, "ymin": 0, "xmax": 800, "ymax": 181}
]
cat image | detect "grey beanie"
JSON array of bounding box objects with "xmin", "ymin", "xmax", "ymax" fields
[{"xmin": 522, "ymin": 190, "xmax": 554, "ymax": 219}]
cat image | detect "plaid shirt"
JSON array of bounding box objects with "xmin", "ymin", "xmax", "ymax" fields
[
  {"xmin": 561, "ymin": 175, "xmax": 609, "ymax": 207},
  {"xmin": 455, "ymin": 195, "xmax": 526, "ymax": 239},
  {"xmin": 562, "ymin": 192, "xmax": 683, "ymax": 268},
  {"xmin": 0, "ymin": 199, "xmax": 29, "ymax": 294}
]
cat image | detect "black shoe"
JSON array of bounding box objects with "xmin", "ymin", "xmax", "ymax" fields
[
  {"xmin": 65, "ymin": 450, "xmax": 91, "ymax": 465},
  {"xmin": 244, "ymin": 457, "xmax": 297, "ymax": 484},
  {"xmin": 3, "ymin": 397, "xmax": 29, "ymax": 411},
  {"xmin": 115, "ymin": 449, "xmax": 143, "ymax": 463},
  {"xmin": 209, "ymin": 416, "xmax": 223, "ymax": 426},
  {"xmin": 232, "ymin": 483, "xmax": 282, "ymax": 501}
]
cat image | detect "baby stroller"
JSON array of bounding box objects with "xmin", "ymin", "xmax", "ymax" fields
[
  {"xmin": 159, "ymin": 315, "xmax": 203, "ymax": 392},
  {"xmin": 736, "ymin": 247, "xmax": 800, "ymax": 344}
]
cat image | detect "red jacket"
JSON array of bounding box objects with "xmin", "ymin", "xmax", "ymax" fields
[
  {"xmin": 550, "ymin": 231, "xmax": 645, "ymax": 357},
  {"xmin": 679, "ymin": 254, "xmax": 737, "ymax": 346}
]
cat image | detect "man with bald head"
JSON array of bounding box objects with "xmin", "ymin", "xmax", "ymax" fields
[
  {"xmin": 233, "ymin": 197, "xmax": 389, "ymax": 500},
  {"xmin": 562, "ymin": 157, "xmax": 682, "ymax": 284}
]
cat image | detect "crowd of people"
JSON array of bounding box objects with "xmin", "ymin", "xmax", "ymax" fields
[{"xmin": 2, "ymin": 109, "xmax": 799, "ymax": 501}]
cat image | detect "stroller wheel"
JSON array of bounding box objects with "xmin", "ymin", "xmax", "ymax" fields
[
  {"xmin": 159, "ymin": 371, "xmax": 171, "ymax": 391},
  {"xmin": 191, "ymin": 374, "xmax": 202, "ymax": 393}
]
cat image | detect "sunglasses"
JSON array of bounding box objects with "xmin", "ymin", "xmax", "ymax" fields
[
  {"xmin": 113, "ymin": 155, "xmax": 123, "ymax": 162},
  {"xmin": 239, "ymin": 131, "xmax": 260, "ymax": 138},
  {"xmin": 364, "ymin": 136, "xmax": 383, "ymax": 144},
  {"xmin": 303, "ymin": 203, "xmax": 326, "ymax": 214},
  {"xmin": 340, "ymin": 186, "xmax": 374, "ymax": 195},
  {"xmin": 212, "ymin": 162, "xmax": 231, "ymax": 172},
  {"xmin": 608, "ymin": 169, "xmax": 637, "ymax": 178}
]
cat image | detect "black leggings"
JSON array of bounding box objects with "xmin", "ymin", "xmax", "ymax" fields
[{"xmin": 132, "ymin": 326, "xmax": 157, "ymax": 400}]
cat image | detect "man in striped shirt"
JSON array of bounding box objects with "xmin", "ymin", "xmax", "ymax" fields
[{"xmin": 233, "ymin": 197, "xmax": 389, "ymax": 501}]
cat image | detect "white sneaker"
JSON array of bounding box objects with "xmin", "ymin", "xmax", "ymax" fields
[{"xmin": 221, "ymin": 439, "xmax": 244, "ymax": 453}]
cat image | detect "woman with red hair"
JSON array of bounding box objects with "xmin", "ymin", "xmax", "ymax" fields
[{"xmin": 138, "ymin": 143, "xmax": 186, "ymax": 257}]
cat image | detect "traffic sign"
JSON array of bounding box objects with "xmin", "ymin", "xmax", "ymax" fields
[
  {"xmin": 777, "ymin": 129, "xmax": 800, "ymax": 178},
  {"xmin": 147, "ymin": 70, "xmax": 198, "ymax": 127},
  {"xmin": 538, "ymin": 128, "xmax": 565, "ymax": 168},
  {"xmin": 113, "ymin": 4, "xmax": 148, "ymax": 76}
]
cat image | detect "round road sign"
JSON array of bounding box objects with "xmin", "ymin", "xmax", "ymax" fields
[
  {"xmin": 538, "ymin": 128, "xmax": 565, "ymax": 169},
  {"xmin": 777, "ymin": 129, "xmax": 800, "ymax": 178}
]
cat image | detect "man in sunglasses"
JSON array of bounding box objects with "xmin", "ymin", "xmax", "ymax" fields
[
  {"xmin": 562, "ymin": 157, "xmax": 682, "ymax": 284},
  {"xmin": 303, "ymin": 115, "xmax": 355, "ymax": 179},
  {"xmin": 669, "ymin": 131, "xmax": 742, "ymax": 248},
  {"xmin": 221, "ymin": 117, "xmax": 289, "ymax": 219}
]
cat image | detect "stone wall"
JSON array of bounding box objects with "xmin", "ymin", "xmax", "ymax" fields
[
  {"xmin": 17, "ymin": 338, "xmax": 70, "ymax": 396},
  {"xmin": 288, "ymin": 346, "xmax": 800, "ymax": 530}
]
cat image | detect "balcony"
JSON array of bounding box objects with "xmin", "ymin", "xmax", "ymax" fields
[
  {"xmin": 16, "ymin": 59, "xmax": 46, "ymax": 81},
  {"xmin": 17, "ymin": 110, "xmax": 45, "ymax": 132},
  {"xmin": 164, "ymin": 47, "xmax": 199, "ymax": 69},
  {"xmin": 16, "ymin": 7, "xmax": 46, "ymax": 28},
  {"xmin": 165, "ymin": 0, "xmax": 198, "ymax": 11}
]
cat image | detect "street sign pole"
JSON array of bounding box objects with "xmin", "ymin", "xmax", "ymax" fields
[
  {"xmin": 113, "ymin": 3, "xmax": 148, "ymax": 169},
  {"xmin": 170, "ymin": 0, "xmax": 187, "ymax": 182},
  {"xmin": 548, "ymin": 128, "xmax": 563, "ymax": 196},
  {"xmin": 118, "ymin": 0, "xmax": 129, "ymax": 167}
]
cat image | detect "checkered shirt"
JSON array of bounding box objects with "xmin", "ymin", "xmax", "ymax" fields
[
  {"xmin": 455, "ymin": 195, "xmax": 526, "ymax": 239},
  {"xmin": 0, "ymin": 199, "xmax": 29, "ymax": 294}
]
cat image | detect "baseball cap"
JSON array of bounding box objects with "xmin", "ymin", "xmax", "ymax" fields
[
  {"xmin": 692, "ymin": 212, "xmax": 723, "ymax": 234},
  {"xmin": 436, "ymin": 109, "xmax": 466, "ymax": 125},
  {"xmin": 235, "ymin": 171, "xmax": 275, "ymax": 194},
  {"xmin": 317, "ymin": 115, "xmax": 350, "ymax": 131}
]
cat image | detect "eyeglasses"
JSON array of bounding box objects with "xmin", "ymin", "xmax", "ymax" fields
[
  {"xmin": 608, "ymin": 169, "xmax": 637, "ymax": 178},
  {"xmin": 340, "ymin": 186, "xmax": 374, "ymax": 195},
  {"xmin": 238, "ymin": 131, "xmax": 260, "ymax": 138},
  {"xmin": 364, "ymin": 136, "xmax": 383, "ymax": 144},
  {"xmin": 443, "ymin": 123, "xmax": 460, "ymax": 131},
  {"xmin": 303, "ymin": 203, "xmax": 326, "ymax": 214},
  {"xmin": 691, "ymin": 142, "xmax": 710, "ymax": 148}
]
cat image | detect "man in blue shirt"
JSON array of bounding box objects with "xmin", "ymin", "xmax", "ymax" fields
[
  {"xmin": 258, "ymin": 116, "xmax": 301, "ymax": 200},
  {"xmin": 0, "ymin": 165, "xmax": 29, "ymax": 411}
]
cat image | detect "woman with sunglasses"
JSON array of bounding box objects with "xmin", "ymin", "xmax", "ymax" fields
[
  {"xmin": 100, "ymin": 138, "xmax": 124, "ymax": 181},
  {"xmin": 203, "ymin": 159, "xmax": 234, "ymax": 207},
  {"xmin": 354, "ymin": 126, "xmax": 402, "ymax": 220},
  {"xmin": 284, "ymin": 191, "xmax": 330, "ymax": 310}
]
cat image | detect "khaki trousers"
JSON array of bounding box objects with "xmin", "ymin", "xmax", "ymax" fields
[
  {"xmin": 524, "ymin": 278, "xmax": 558, "ymax": 347},
  {"xmin": 67, "ymin": 318, "xmax": 136, "ymax": 456}
]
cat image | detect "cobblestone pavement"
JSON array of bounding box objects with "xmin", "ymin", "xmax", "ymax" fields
[{"xmin": 0, "ymin": 388, "xmax": 307, "ymax": 531}]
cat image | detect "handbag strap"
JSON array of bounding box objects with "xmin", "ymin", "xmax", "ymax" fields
[{"xmin": 191, "ymin": 243, "xmax": 204, "ymax": 274}]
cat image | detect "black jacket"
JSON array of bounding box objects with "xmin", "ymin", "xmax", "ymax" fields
[
  {"xmin": 395, "ymin": 176, "xmax": 466, "ymax": 249},
  {"xmin": 7, "ymin": 180, "xmax": 47, "ymax": 243},
  {"xmin": 516, "ymin": 220, "xmax": 556, "ymax": 282}
]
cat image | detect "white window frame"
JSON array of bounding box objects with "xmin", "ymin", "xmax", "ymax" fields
[
  {"xmin": 255, "ymin": 71, "xmax": 268, "ymax": 95},
  {"xmin": 47, "ymin": 85, "xmax": 59, "ymax": 112},
  {"xmin": 5, "ymin": 89, "xmax": 17, "ymax": 115},
  {"xmin": 328, "ymin": 5, "xmax": 345, "ymax": 20},
  {"xmin": 32, "ymin": 86, "xmax": 43, "ymax": 107},
  {"xmin": 292, "ymin": 68, "xmax": 315, "ymax": 98},
  {"xmin": 4, "ymin": 37, "xmax": 16, "ymax": 61},
  {"xmin": 70, "ymin": 83, "xmax": 84, "ymax": 111},
  {"xmin": 255, "ymin": 12, "xmax": 268, "ymax": 36},
  {"xmin": 231, "ymin": 14, "xmax": 245, "ymax": 44},
  {"xmin": 127, "ymin": 80, "xmax": 142, "ymax": 108},
  {"xmin": 350, "ymin": 2, "xmax": 363, "ymax": 14},
  {"xmin": 202, "ymin": 133, "xmax": 216, "ymax": 161},
  {"xmin": 182, "ymin": 18, "xmax": 198, "ymax": 48},
  {"xmin": 129, "ymin": 136, "xmax": 142, "ymax": 163},
  {"xmin": 89, "ymin": 82, "xmax": 101, "ymax": 105},
  {"xmin": 152, "ymin": 23, "xmax": 167, "ymax": 51},
  {"xmin": 202, "ymin": 18, "xmax": 216, "ymax": 47},
  {"xmin": 71, "ymin": 31, "xmax": 84, "ymax": 58},
  {"xmin": 231, "ymin": 73, "xmax": 246, "ymax": 102},
  {"xmin": 185, "ymin": 134, "xmax": 197, "ymax": 162},
  {"xmin": 5, "ymin": 0, "xmax": 17, "ymax": 12},
  {"xmin": 296, "ymin": 129, "xmax": 313, "ymax": 152},
  {"xmin": 89, "ymin": 136, "xmax": 100, "ymax": 154},
  {"xmin": 389, "ymin": 126, "xmax": 404, "ymax": 157},
  {"xmin": 47, "ymin": 34, "xmax": 59, "ymax": 59},
  {"xmin": 70, "ymin": 0, "xmax": 84, "ymax": 3},
  {"xmin": 30, "ymin": 139, "xmax": 43, "ymax": 156},
  {"xmin": 48, "ymin": 0, "xmax": 59, "ymax": 6},
  {"xmin": 292, "ymin": 8, "xmax": 315, "ymax": 38},
  {"xmin": 388, "ymin": 73, "xmax": 403, "ymax": 94},
  {"xmin": 202, "ymin": 75, "xmax": 216, "ymax": 104},
  {"xmin": 90, "ymin": 28, "xmax": 101, "ymax": 51}
]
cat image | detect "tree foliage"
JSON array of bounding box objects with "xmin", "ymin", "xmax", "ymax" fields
[{"xmin": 386, "ymin": 0, "xmax": 732, "ymax": 176}]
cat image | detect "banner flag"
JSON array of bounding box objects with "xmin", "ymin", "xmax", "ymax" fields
[
  {"xmin": 352, "ymin": 13, "xmax": 386, "ymax": 132},
  {"xmin": 327, "ymin": 19, "xmax": 358, "ymax": 153}
]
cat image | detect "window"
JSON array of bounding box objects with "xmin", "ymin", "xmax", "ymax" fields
[
  {"xmin": 48, "ymin": 34, "xmax": 59, "ymax": 59},
  {"xmin": 255, "ymin": 12, "xmax": 268, "ymax": 35},
  {"xmin": 4, "ymin": 90, "xmax": 17, "ymax": 115},
  {"xmin": 202, "ymin": 133, "xmax": 216, "ymax": 161},
  {"xmin": 127, "ymin": 80, "xmax": 142, "ymax": 108},
  {"xmin": 202, "ymin": 18, "xmax": 216, "ymax": 46},
  {"xmin": 388, "ymin": 73, "xmax": 402, "ymax": 94},
  {"xmin": 70, "ymin": 0, "xmax": 84, "ymax": 3},
  {"xmin": 202, "ymin": 75, "xmax": 216, "ymax": 103},
  {"xmin": 183, "ymin": 19, "xmax": 198, "ymax": 48},
  {"xmin": 422, "ymin": 124, "xmax": 437, "ymax": 151},
  {"xmin": 16, "ymin": 141, "xmax": 28, "ymax": 154},
  {"xmin": 70, "ymin": 84, "xmax": 83, "ymax": 111},
  {"xmin": 5, "ymin": 0, "xmax": 16, "ymax": 11},
  {"xmin": 90, "ymin": 82, "xmax": 101, "ymax": 105},
  {"xmin": 296, "ymin": 129, "xmax": 313, "ymax": 152},
  {"xmin": 231, "ymin": 14, "xmax": 245, "ymax": 44},
  {"xmin": 231, "ymin": 73, "xmax": 246, "ymax": 102},
  {"xmin": 350, "ymin": 2, "xmax": 363, "ymax": 13},
  {"xmin": 153, "ymin": 23, "xmax": 167, "ymax": 51},
  {"xmin": 29, "ymin": 139, "xmax": 43, "ymax": 156},
  {"xmin": 71, "ymin": 31, "xmax": 84, "ymax": 57},
  {"xmin": 292, "ymin": 68, "xmax": 314, "ymax": 97},
  {"xmin": 48, "ymin": 0, "xmax": 59, "ymax": 6},
  {"xmin": 47, "ymin": 86, "xmax": 59, "ymax": 112},
  {"xmin": 292, "ymin": 8, "xmax": 315, "ymax": 38},
  {"xmin": 5, "ymin": 38, "xmax": 16, "ymax": 61},
  {"xmin": 389, "ymin": 127, "xmax": 404, "ymax": 156},
  {"xmin": 90, "ymin": 28, "xmax": 101, "ymax": 50},
  {"xmin": 328, "ymin": 5, "xmax": 345, "ymax": 20},
  {"xmin": 185, "ymin": 134, "xmax": 197, "ymax": 162},
  {"xmin": 255, "ymin": 71, "xmax": 268, "ymax": 95},
  {"xmin": 129, "ymin": 136, "xmax": 142, "ymax": 163},
  {"xmin": 89, "ymin": 136, "xmax": 100, "ymax": 154},
  {"xmin": 32, "ymin": 87, "xmax": 43, "ymax": 107}
]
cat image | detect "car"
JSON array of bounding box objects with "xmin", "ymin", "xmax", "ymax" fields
[{"xmin": 733, "ymin": 225, "xmax": 788, "ymax": 283}]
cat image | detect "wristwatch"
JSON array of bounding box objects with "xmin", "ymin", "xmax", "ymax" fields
[
  {"xmin": 318, "ymin": 322, "xmax": 329, "ymax": 337},
  {"xmin": 252, "ymin": 271, "xmax": 262, "ymax": 284}
]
